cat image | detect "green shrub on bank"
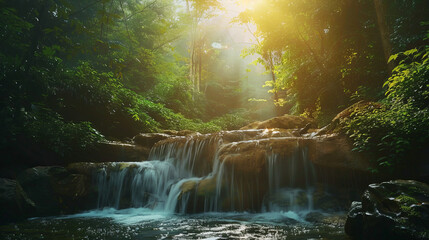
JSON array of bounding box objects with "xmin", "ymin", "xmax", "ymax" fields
[
  {"xmin": 164, "ymin": 113, "xmax": 221, "ymax": 133},
  {"xmin": 209, "ymin": 111, "xmax": 253, "ymax": 131},
  {"xmin": 344, "ymin": 46, "xmax": 429, "ymax": 172},
  {"xmin": 26, "ymin": 107, "xmax": 105, "ymax": 157}
]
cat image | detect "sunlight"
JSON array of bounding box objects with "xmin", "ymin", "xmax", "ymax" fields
[
  {"xmin": 2, "ymin": 0, "xmax": 428, "ymax": 238},
  {"xmin": 237, "ymin": 0, "xmax": 263, "ymax": 10}
]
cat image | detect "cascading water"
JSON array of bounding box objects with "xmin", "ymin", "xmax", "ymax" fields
[
  {"xmin": 5, "ymin": 131, "xmax": 352, "ymax": 239},
  {"xmin": 94, "ymin": 131, "xmax": 320, "ymax": 217},
  {"xmin": 263, "ymin": 146, "xmax": 317, "ymax": 213},
  {"xmin": 96, "ymin": 135, "xmax": 223, "ymax": 213}
]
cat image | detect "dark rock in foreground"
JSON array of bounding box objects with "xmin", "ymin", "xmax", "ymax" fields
[
  {"xmin": 345, "ymin": 180, "xmax": 429, "ymax": 240},
  {"xmin": 17, "ymin": 166, "xmax": 94, "ymax": 217},
  {"xmin": 0, "ymin": 178, "xmax": 35, "ymax": 224}
]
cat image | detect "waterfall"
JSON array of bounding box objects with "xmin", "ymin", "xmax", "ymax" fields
[
  {"xmin": 263, "ymin": 145, "xmax": 317, "ymax": 213},
  {"xmin": 94, "ymin": 132, "xmax": 319, "ymax": 214}
]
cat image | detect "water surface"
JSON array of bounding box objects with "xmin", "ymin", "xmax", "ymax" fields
[{"xmin": 0, "ymin": 208, "xmax": 348, "ymax": 240}]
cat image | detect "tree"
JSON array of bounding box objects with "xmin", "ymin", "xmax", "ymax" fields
[
  {"xmin": 185, "ymin": 0, "xmax": 221, "ymax": 94},
  {"xmin": 236, "ymin": 0, "xmax": 387, "ymax": 122}
]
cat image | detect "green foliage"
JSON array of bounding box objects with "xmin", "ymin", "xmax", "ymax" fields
[
  {"xmin": 236, "ymin": 0, "xmax": 387, "ymax": 119},
  {"xmin": 345, "ymin": 101, "xmax": 428, "ymax": 171},
  {"xmin": 0, "ymin": 0, "xmax": 218, "ymax": 167},
  {"xmin": 344, "ymin": 46, "xmax": 429, "ymax": 172},
  {"xmin": 26, "ymin": 107, "xmax": 104, "ymax": 157},
  {"xmin": 386, "ymin": 0, "xmax": 429, "ymax": 52},
  {"xmin": 385, "ymin": 47, "xmax": 429, "ymax": 109},
  {"xmin": 209, "ymin": 111, "xmax": 252, "ymax": 131},
  {"xmin": 165, "ymin": 113, "xmax": 221, "ymax": 133}
]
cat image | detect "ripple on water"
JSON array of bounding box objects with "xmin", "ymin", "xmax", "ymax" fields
[{"xmin": 0, "ymin": 208, "xmax": 348, "ymax": 240}]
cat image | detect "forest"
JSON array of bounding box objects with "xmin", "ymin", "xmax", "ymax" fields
[
  {"xmin": 1, "ymin": 0, "xmax": 428, "ymax": 174},
  {"xmin": 0, "ymin": 0, "xmax": 429, "ymax": 239}
]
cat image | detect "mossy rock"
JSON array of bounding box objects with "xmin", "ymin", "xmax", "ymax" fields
[{"xmin": 345, "ymin": 180, "xmax": 429, "ymax": 240}]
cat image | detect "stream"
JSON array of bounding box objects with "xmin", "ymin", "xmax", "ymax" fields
[
  {"xmin": 0, "ymin": 209, "xmax": 347, "ymax": 239},
  {"xmin": 1, "ymin": 130, "xmax": 353, "ymax": 239}
]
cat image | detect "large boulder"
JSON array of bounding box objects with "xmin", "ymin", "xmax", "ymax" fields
[
  {"xmin": 241, "ymin": 115, "xmax": 316, "ymax": 130},
  {"xmin": 0, "ymin": 178, "xmax": 35, "ymax": 224},
  {"xmin": 17, "ymin": 166, "xmax": 93, "ymax": 216},
  {"xmin": 316, "ymin": 101, "xmax": 383, "ymax": 135},
  {"xmin": 345, "ymin": 180, "xmax": 429, "ymax": 240}
]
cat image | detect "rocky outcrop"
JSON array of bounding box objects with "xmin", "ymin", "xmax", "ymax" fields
[
  {"xmin": 162, "ymin": 130, "xmax": 197, "ymax": 136},
  {"xmin": 241, "ymin": 115, "xmax": 316, "ymax": 130},
  {"xmin": 316, "ymin": 101, "xmax": 383, "ymax": 135},
  {"xmin": 345, "ymin": 180, "xmax": 429, "ymax": 240},
  {"xmin": 133, "ymin": 133, "xmax": 171, "ymax": 148},
  {"xmin": 87, "ymin": 141, "xmax": 150, "ymax": 162},
  {"xmin": 17, "ymin": 166, "xmax": 94, "ymax": 216},
  {"xmin": 0, "ymin": 178, "xmax": 35, "ymax": 224}
]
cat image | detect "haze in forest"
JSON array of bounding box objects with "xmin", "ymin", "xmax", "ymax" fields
[{"xmin": 0, "ymin": 0, "xmax": 428, "ymax": 174}]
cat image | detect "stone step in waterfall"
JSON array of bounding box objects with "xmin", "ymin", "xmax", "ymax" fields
[{"xmin": 93, "ymin": 130, "xmax": 347, "ymax": 214}]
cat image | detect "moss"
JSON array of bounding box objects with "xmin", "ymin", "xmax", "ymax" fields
[
  {"xmin": 395, "ymin": 195, "xmax": 418, "ymax": 205},
  {"xmin": 118, "ymin": 163, "xmax": 138, "ymax": 171},
  {"xmin": 395, "ymin": 195, "xmax": 420, "ymax": 217}
]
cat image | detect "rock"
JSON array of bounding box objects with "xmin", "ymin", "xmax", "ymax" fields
[
  {"xmin": 305, "ymin": 212, "xmax": 325, "ymax": 223},
  {"xmin": 305, "ymin": 135, "xmax": 371, "ymax": 172},
  {"xmin": 299, "ymin": 123, "xmax": 312, "ymax": 135},
  {"xmin": 17, "ymin": 167, "xmax": 66, "ymax": 216},
  {"xmin": 67, "ymin": 162, "xmax": 133, "ymax": 176},
  {"xmin": 345, "ymin": 201, "xmax": 364, "ymax": 238},
  {"xmin": 0, "ymin": 178, "xmax": 35, "ymax": 224},
  {"xmin": 133, "ymin": 133, "xmax": 171, "ymax": 148},
  {"xmin": 88, "ymin": 141, "xmax": 150, "ymax": 162},
  {"xmin": 162, "ymin": 130, "xmax": 197, "ymax": 136},
  {"xmin": 345, "ymin": 180, "xmax": 429, "ymax": 240},
  {"xmin": 305, "ymin": 212, "xmax": 347, "ymax": 226},
  {"xmin": 316, "ymin": 101, "xmax": 383, "ymax": 135},
  {"xmin": 67, "ymin": 162, "xmax": 100, "ymax": 176},
  {"xmin": 196, "ymin": 177, "xmax": 217, "ymax": 197},
  {"xmin": 241, "ymin": 114, "xmax": 316, "ymax": 130},
  {"xmin": 17, "ymin": 166, "xmax": 93, "ymax": 216},
  {"xmin": 179, "ymin": 180, "xmax": 198, "ymax": 199},
  {"xmin": 304, "ymin": 134, "xmax": 377, "ymax": 188}
]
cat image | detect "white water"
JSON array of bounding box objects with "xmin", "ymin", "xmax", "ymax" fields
[
  {"xmin": 263, "ymin": 147, "xmax": 316, "ymax": 213},
  {"xmin": 6, "ymin": 134, "xmax": 349, "ymax": 240},
  {"xmin": 95, "ymin": 135, "xmax": 318, "ymax": 217}
]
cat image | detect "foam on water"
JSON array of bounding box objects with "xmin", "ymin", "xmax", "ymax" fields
[{"xmin": 60, "ymin": 208, "xmax": 170, "ymax": 225}]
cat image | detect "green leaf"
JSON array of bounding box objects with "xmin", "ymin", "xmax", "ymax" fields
[
  {"xmin": 388, "ymin": 54, "xmax": 399, "ymax": 63},
  {"xmin": 404, "ymin": 48, "xmax": 418, "ymax": 56}
]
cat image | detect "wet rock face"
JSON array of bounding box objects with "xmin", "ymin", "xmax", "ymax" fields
[
  {"xmin": 88, "ymin": 142, "xmax": 150, "ymax": 162},
  {"xmin": 345, "ymin": 180, "xmax": 429, "ymax": 240},
  {"xmin": 17, "ymin": 166, "xmax": 94, "ymax": 217},
  {"xmin": 0, "ymin": 178, "xmax": 35, "ymax": 224},
  {"xmin": 133, "ymin": 133, "xmax": 171, "ymax": 148}
]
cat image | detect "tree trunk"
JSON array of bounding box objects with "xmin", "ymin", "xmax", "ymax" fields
[{"xmin": 373, "ymin": 0, "xmax": 393, "ymax": 73}]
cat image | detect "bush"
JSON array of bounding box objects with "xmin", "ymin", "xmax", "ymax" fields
[
  {"xmin": 26, "ymin": 107, "xmax": 105, "ymax": 157},
  {"xmin": 53, "ymin": 62, "xmax": 169, "ymax": 138},
  {"xmin": 386, "ymin": 47, "xmax": 429, "ymax": 109},
  {"xmin": 209, "ymin": 111, "xmax": 253, "ymax": 130},
  {"xmin": 164, "ymin": 113, "xmax": 221, "ymax": 133},
  {"xmin": 344, "ymin": 46, "xmax": 429, "ymax": 173},
  {"xmin": 345, "ymin": 100, "xmax": 429, "ymax": 171}
]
